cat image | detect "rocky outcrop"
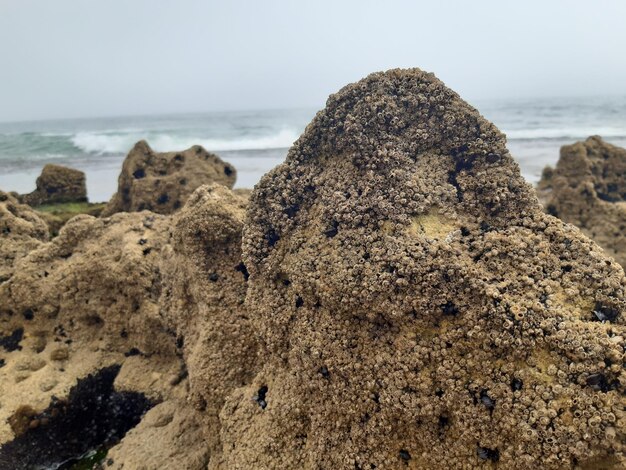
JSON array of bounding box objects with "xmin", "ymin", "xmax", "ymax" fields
[
  {"xmin": 539, "ymin": 136, "xmax": 626, "ymax": 267},
  {"xmin": 0, "ymin": 191, "xmax": 49, "ymax": 283},
  {"xmin": 159, "ymin": 184, "xmax": 259, "ymax": 455},
  {"xmin": 210, "ymin": 69, "xmax": 626, "ymax": 469},
  {"xmin": 21, "ymin": 164, "xmax": 87, "ymax": 206},
  {"xmin": 101, "ymin": 141, "xmax": 237, "ymax": 216},
  {"xmin": 0, "ymin": 211, "xmax": 183, "ymax": 450}
]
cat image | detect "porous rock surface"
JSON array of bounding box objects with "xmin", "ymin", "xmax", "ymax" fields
[
  {"xmin": 101, "ymin": 140, "xmax": 237, "ymax": 216},
  {"xmin": 21, "ymin": 164, "xmax": 87, "ymax": 206},
  {"xmin": 540, "ymin": 136, "xmax": 626, "ymax": 268},
  {"xmin": 0, "ymin": 211, "xmax": 183, "ymax": 447},
  {"xmin": 0, "ymin": 190, "xmax": 49, "ymax": 283},
  {"xmin": 214, "ymin": 69, "xmax": 626, "ymax": 469},
  {"xmin": 159, "ymin": 184, "xmax": 259, "ymax": 456}
]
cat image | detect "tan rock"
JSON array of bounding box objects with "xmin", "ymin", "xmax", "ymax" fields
[
  {"xmin": 540, "ymin": 136, "xmax": 626, "ymax": 268},
  {"xmin": 21, "ymin": 164, "xmax": 87, "ymax": 206},
  {"xmin": 159, "ymin": 184, "xmax": 259, "ymax": 454},
  {"xmin": 0, "ymin": 191, "xmax": 48, "ymax": 283},
  {"xmin": 101, "ymin": 140, "xmax": 236, "ymax": 216},
  {"xmin": 213, "ymin": 69, "xmax": 626, "ymax": 469}
]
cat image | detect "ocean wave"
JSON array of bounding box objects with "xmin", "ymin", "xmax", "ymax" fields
[
  {"xmin": 71, "ymin": 128, "xmax": 300, "ymax": 155},
  {"xmin": 506, "ymin": 127, "xmax": 626, "ymax": 140}
]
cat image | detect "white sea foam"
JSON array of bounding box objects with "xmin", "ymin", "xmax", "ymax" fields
[{"xmin": 71, "ymin": 128, "xmax": 300, "ymax": 155}]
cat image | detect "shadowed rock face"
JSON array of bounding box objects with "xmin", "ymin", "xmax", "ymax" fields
[
  {"xmin": 541, "ymin": 136, "xmax": 626, "ymax": 268},
  {"xmin": 159, "ymin": 184, "xmax": 259, "ymax": 455},
  {"xmin": 21, "ymin": 164, "xmax": 88, "ymax": 206},
  {"xmin": 101, "ymin": 140, "xmax": 237, "ymax": 216},
  {"xmin": 211, "ymin": 69, "xmax": 626, "ymax": 469}
]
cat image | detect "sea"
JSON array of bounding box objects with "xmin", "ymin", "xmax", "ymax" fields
[{"xmin": 1, "ymin": 96, "xmax": 626, "ymax": 202}]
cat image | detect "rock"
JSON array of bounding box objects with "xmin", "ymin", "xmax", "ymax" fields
[
  {"xmin": 106, "ymin": 400, "xmax": 209, "ymax": 470},
  {"xmin": 21, "ymin": 164, "xmax": 87, "ymax": 206},
  {"xmin": 0, "ymin": 211, "xmax": 180, "ymax": 446},
  {"xmin": 539, "ymin": 136, "xmax": 626, "ymax": 268},
  {"xmin": 213, "ymin": 69, "xmax": 626, "ymax": 469},
  {"xmin": 159, "ymin": 184, "xmax": 259, "ymax": 452},
  {"xmin": 0, "ymin": 191, "xmax": 49, "ymax": 283},
  {"xmin": 101, "ymin": 141, "xmax": 237, "ymax": 216}
]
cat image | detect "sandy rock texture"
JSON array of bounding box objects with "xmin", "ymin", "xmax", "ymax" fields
[
  {"xmin": 101, "ymin": 140, "xmax": 237, "ymax": 216},
  {"xmin": 539, "ymin": 136, "xmax": 626, "ymax": 268},
  {"xmin": 159, "ymin": 184, "xmax": 259, "ymax": 457},
  {"xmin": 0, "ymin": 211, "xmax": 183, "ymax": 447},
  {"xmin": 21, "ymin": 164, "xmax": 87, "ymax": 206},
  {"xmin": 0, "ymin": 190, "xmax": 49, "ymax": 283},
  {"xmin": 210, "ymin": 69, "xmax": 626, "ymax": 469}
]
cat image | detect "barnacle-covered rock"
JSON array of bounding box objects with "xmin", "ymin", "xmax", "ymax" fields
[
  {"xmin": 0, "ymin": 190, "xmax": 49, "ymax": 283},
  {"xmin": 540, "ymin": 136, "xmax": 626, "ymax": 268},
  {"xmin": 217, "ymin": 69, "xmax": 626, "ymax": 469},
  {"xmin": 159, "ymin": 184, "xmax": 259, "ymax": 454},
  {"xmin": 101, "ymin": 140, "xmax": 237, "ymax": 216}
]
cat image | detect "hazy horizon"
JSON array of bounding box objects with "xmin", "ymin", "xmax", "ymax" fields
[{"xmin": 1, "ymin": 0, "xmax": 626, "ymax": 122}]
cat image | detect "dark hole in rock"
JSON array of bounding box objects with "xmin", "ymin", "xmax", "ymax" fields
[
  {"xmin": 179, "ymin": 178, "xmax": 187, "ymax": 186},
  {"xmin": 479, "ymin": 221, "xmax": 491, "ymax": 233},
  {"xmin": 266, "ymin": 228, "xmax": 280, "ymax": 247},
  {"xmin": 0, "ymin": 365, "xmax": 152, "ymax": 470},
  {"xmin": 0, "ymin": 358, "xmax": 5, "ymax": 368},
  {"xmin": 46, "ymin": 187, "xmax": 59, "ymax": 194},
  {"xmin": 592, "ymin": 303, "xmax": 619, "ymax": 323},
  {"xmin": 460, "ymin": 227, "xmax": 470, "ymax": 237},
  {"xmin": 209, "ymin": 272, "xmax": 219, "ymax": 282},
  {"xmin": 22, "ymin": 309, "xmax": 34, "ymax": 321},
  {"xmin": 138, "ymin": 238, "xmax": 147, "ymax": 245},
  {"xmin": 295, "ymin": 296, "xmax": 304, "ymax": 308},
  {"xmin": 120, "ymin": 329, "xmax": 128, "ymax": 338},
  {"xmin": 176, "ymin": 336, "xmax": 184, "ymax": 349},
  {"xmin": 0, "ymin": 328, "xmax": 24, "ymax": 352},
  {"xmin": 435, "ymin": 389, "xmax": 444, "ymax": 397},
  {"xmin": 235, "ymin": 262, "xmax": 250, "ymax": 281},
  {"xmin": 174, "ymin": 154, "xmax": 184, "ymax": 162},
  {"xmin": 441, "ymin": 301, "xmax": 458, "ymax": 317},
  {"xmin": 319, "ymin": 366, "xmax": 330, "ymax": 378},
  {"xmin": 142, "ymin": 247, "xmax": 152, "ymax": 256},
  {"xmin": 399, "ymin": 449, "xmax": 411, "ymax": 461},
  {"xmin": 324, "ymin": 220, "xmax": 339, "ymax": 238},
  {"xmin": 586, "ymin": 373, "xmax": 610, "ymax": 393},
  {"xmin": 546, "ymin": 204, "xmax": 558, "ymax": 217},
  {"xmin": 485, "ymin": 153, "xmax": 501, "ymax": 164},
  {"xmin": 173, "ymin": 200, "xmax": 182, "ymax": 210},
  {"xmin": 438, "ymin": 415, "xmax": 450, "ymax": 429},
  {"xmin": 253, "ymin": 385, "xmax": 268, "ymax": 409},
  {"xmin": 477, "ymin": 446, "xmax": 499, "ymax": 462},
  {"xmin": 284, "ymin": 204, "xmax": 300, "ymax": 218},
  {"xmin": 224, "ymin": 166, "xmax": 233, "ymax": 176},
  {"xmin": 562, "ymin": 264, "xmax": 573, "ymax": 273},
  {"xmin": 156, "ymin": 193, "xmax": 169, "ymax": 205},
  {"xmin": 479, "ymin": 390, "xmax": 495, "ymax": 411},
  {"xmin": 511, "ymin": 378, "xmax": 523, "ymax": 392},
  {"xmin": 124, "ymin": 347, "xmax": 142, "ymax": 357},
  {"xmin": 2, "ymin": 226, "xmax": 10, "ymax": 234},
  {"xmin": 132, "ymin": 168, "xmax": 146, "ymax": 179}
]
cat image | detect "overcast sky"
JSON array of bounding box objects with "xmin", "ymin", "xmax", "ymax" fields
[{"xmin": 1, "ymin": 0, "xmax": 625, "ymax": 122}]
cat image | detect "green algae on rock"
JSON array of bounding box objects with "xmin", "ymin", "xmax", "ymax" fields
[{"xmin": 216, "ymin": 69, "xmax": 626, "ymax": 469}]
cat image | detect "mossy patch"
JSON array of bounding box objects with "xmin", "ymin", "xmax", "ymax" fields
[{"xmin": 34, "ymin": 202, "xmax": 106, "ymax": 236}]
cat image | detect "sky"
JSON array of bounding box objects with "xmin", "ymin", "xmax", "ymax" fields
[{"xmin": 1, "ymin": 0, "xmax": 625, "ymax": 122}]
